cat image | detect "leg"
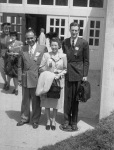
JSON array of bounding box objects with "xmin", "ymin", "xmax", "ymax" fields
[
  {"xmin": 0, "ymin": 57, "xmax": 7, "ymax": 88},
  {"xmin": 45, "ymin": 108, "xmax": 51, "ymax": 130},
  {"xmin": 20, "ymin": 87, "xmax": 30, "ymax": 122},
  {"xmin": 12, "ymin": 78, "xmax": 18, "ymax": 95},
  {"xmin": 64, "ymin": 80, "xmax": 72, "ymax": 126},
  {"xmin": 71, "ymin": 81, "xmax": 81, "ymax": 130},
  {"xmin": 5, "ymin": 75, "xmax": 11, "ymax": 91},
  {"xmin": 31, "ymin": 88, "xmax": 41, "ymax": 126},
  {"xmin": 51, "ymin": 108, "xmax": 57, "ymax": 130}
]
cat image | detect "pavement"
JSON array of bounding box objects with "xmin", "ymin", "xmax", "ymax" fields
[{"xmin": 0, "ymin": 70, "xmax": 100, "ymax": 150}]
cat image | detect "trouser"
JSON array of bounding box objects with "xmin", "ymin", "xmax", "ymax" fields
[
  {"xmin": 21, "ymin": 87, "xmax": 41, "ymax": 124},
  {"xmin": 64, "ymin": 80, "xmax": 81, "ymax": 125}
]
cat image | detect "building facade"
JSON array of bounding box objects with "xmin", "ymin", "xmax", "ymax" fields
[{"xmin": 0, "ymin": 0, "xmax": 106, "ymax": 70}]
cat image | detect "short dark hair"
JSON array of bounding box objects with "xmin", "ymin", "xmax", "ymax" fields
[
  {"xmin": 26, "ymin": 27, "xmax": 36, "ymax": 35},
  {"xmin": 50, "ymin": 37, "xmax": 61, "ymax": 48},
  {"xmin": 10, "ymin": 31, "xmax": 18, "ymax": 40},
  {"xmin": 1, "ymin": 22, "xmax": 11, "ymax": 28},
  {"xmin": 70, "ymin": 22, "xmax": 80, "ymax": 30}
]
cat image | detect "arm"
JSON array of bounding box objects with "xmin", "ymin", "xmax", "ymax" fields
[
  {"xmin": 83, "ymin": 41, "xmax": 89, "ymax": 81},
  {"xmin": 39, "ymin": 53, "xmax": 48, "ymax": 73},
  {"xmin": 18, "ymin": 51, "xmax": 24, "ymax": 82}
]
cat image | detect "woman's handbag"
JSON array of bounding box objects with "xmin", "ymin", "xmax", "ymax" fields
[
  {"xmin": 47, "ymin": 79, "xmax": 61, "ymax": 99},
  {"xmin": 77, "ymin": 81, "xmax": 91, "ymax": 102}
]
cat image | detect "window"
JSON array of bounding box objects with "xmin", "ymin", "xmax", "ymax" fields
[
  {"xmin": 27, "ymin": 0, "xmax": 39, "ymax": 4},
  {"xmin": 9, "ymin": 0, "xmax": 22, "ymax": 4},
  {"xmin": 90, "ymin": 0, "xmax": 104, "ymax": 8},
  {"xmin": 56, "ymin": 0, "xmax": 68, "ymax": 6},
  {"xmin": 41, "ymin": 0, "xmax": 53, "ymax": 5},
  {"xmin": 0, "ymin": 0, "xmax": 7, "ymax": 3},
  {"xmin": 73, "ymin": 0, "xmax": 87, "ymax": 7},
  {"xmin": 89, "ymin": 20, "xmax": 101, "ymax": 46}
]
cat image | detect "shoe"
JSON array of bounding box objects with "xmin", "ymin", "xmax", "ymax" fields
[
  {"xmin": 32, "ymin": 123, "xmax": 38, "ymax": 129},
  {"xmin": 46, "ymin": 125, "xmax": 50, "ymax": 130},
  {"xmin": 62, "ymin": 123, "xmax": 71, "ymax": 130},
  {"xmin": 51, "ymin": 125, "xmax": 56, "ymax": 130},
  {"xmin": 5, "ymin": 84, "xmax": 10, "ymax": 91},
  {"xmin": 3, "ymin": 83, "xmax": 7, "ymax": 90},
  {"xmin": 12, "ymin": 89, "xmax": 15, "ymax": 94},
  {"xmin": 17, "ymin": 121, "xmax": 29, "ymax": 126},
  {"xmin": 15, "ymin": 90, "xmax": 18, "ymax": 95},
  {"xmin": 72, "ymin": 125, "xmax": 78, "ymax": 131}
]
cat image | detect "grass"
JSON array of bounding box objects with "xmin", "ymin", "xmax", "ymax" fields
[{"xmin": 39, "ymin": 112, "xmax": 114, "ymax": 150}]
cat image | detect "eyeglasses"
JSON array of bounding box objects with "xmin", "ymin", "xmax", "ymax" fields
[{"xmin": 26, "ymin": 37, "xmax": 34, "ymax": 40}]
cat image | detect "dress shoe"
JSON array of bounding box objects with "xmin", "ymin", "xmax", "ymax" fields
[
  {"xmin": 72, "ymin": 125, "xmax": 78, "ymax": 131},
  {"xmin": 17, "ymin": 121, "xmax": 29, "ymax": 126},
  {"xmin": 62, "ymin": 123, "xmax": 71, "ymax": 130},
  {"xmin": 15, "ymin": 90, "xmax": 18, "ymax": 95},
  {"xmin": 3, "ymin": 83, "xmax": 7, "ymax": 90},
  {"xmin": 12, "ymin": 89, "xmax": 15, "ymax": 94},
  {"xmin": 32, "ymin": 123, "xmax": 38, "ymax": 129},
  {"xmin": 51, "ymin": 125, "xmax": 56, "ymax": 130},
  {"xmin": 5, "ymin": 84, "xmax": 10, "ymax": 91},
  {"xmin": 46, "ymin": 125, "xmax": 50, "ymax": 130}
]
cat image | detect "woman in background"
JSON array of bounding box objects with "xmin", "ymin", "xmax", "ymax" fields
[
  {"xmin": 5, "ymin": 31, "xmax": 23, "ymax": 95},
  {"xmin": 39, "ymin": 37, "xmax": 67, "ymax": 130},
  {"xmin": 0, "ymin": 22, "xmax": 11, "ymax": 90}
]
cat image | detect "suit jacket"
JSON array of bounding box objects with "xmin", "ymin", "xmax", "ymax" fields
[
  {"xmin": 18, "ymin": 43, "xmax": 47, "ymax": 88},
  {"xmin": 62, "ymin": 37, "xmax": 89, "ymax": 81}
]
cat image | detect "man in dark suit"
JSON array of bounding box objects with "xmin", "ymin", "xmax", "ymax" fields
[
  {"xmin": 61, "ymin": 22, "xmax": 89, "ymax": 131},
  {"xmin": 17, "ymin": 28, "xmax": 47, "ymax": 129}
]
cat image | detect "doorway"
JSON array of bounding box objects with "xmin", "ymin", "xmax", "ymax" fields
[{"xmin": 25, "ymin": 14, "xmax": 46, "ymax": 38}]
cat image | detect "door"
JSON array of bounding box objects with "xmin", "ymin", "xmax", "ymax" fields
[
  {"xmin": 46, "ymin": 16, "xmax": 68, "ymax": 41},
  {"xmin": 3, "ymin": 13, "xmax": 25, "ymax": 42}
]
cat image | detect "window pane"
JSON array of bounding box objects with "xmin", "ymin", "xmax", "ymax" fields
[
  {"xmin": 41, "ymin": 0, "xmax": 53, "ymax": 5},
  {"xmin": 0, "ymin": 0, "xmax": 7, "ymax": 3},
  {"xmin": 80, "ymin": 20, "xmax": 84, "ymax": 27},
  {"xmin": 90, "ymin": 0, "xmax": 104, "ymax": 8},
  {"xmin": 9, "ymin": 0, "xmax": 22, "ymax": 4},
  {"xmin": 61, "ymin": 28, "xmax": 64, "ymax": 35},
  {"xmin": 56, "ymin": 19, "xmax": 59, "ymax": 26},
  {"xmin": 60, "ymin": 37, "xmax": 64, "ymax": 41},
  {"xmin": 73, "ymin": 0, "xmax": 87, "ymax": 7},
  {"xmin": 55, "ymin": 28, "xmax": 59, "ymax": 34},
  {"xmin": 50, "ymin": 19, "xmax": 54, "ymax": 25},
  {"xmin": 27, "ymin": 0, "xmax": 39, "ymax": 4},
  {"xmin": 90, "ymin": 30, "xmax": 94, "ymax": 37},
  {"xmin": 89, "ymin": 38, "xmax": 93, "ymax": 45},
  {"xmin": 95, "ymin": 39, "xmax": 99, "ymax": 46},
  {"xmin": 95, "ymin": 30, "xmax": 100, "ymax": 37},
  {"xmin": 50, "ymin": 27, "xmax": 54, "ymax": 32},
  {"xmin": 96, "ymin": 21, "xmax": 100, "ymax": 28},
  {"xmin": 79, "ymin": 29, "xmax": 83, "ymax": 36},
  {"xmin": 74, "ymin": 20, "xmax": 78, "ymax": 23},
  {"xmin": 61, "ymin": 19, "xmax": 65, "ymax": 26},
  {"xmin": 90, "ymin": 21, "xmax": 95, "ymax": 28},
  {"xmin": 56, "ymin": 0, "xmax": 68, "ymax": 6}
]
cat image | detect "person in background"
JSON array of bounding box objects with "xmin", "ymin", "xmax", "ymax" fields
[
  {"xmin": 61, "ymin": 22, "xmax": 89, "ymax": 131},
  {"xmin": 17, "ymin": 28, "xmax": 47, "ymax": 129},
  {"xmin": 0, "ymin": 22, "xmax": 11, "ymax": 90},
  {"xmin": 38, "ymin": 37, "xmax": 67, "ymax": 130},
  {"xmin": 5, "ymin": 31, "xmax": 23, "ymax": 95},
  {"xmin": 38, "ymin": 28, "xmax": 46, "ymax": 46}
]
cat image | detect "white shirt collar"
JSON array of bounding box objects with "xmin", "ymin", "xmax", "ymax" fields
[
  {"xmin": 29, "ymin": 43, "xmax": 36, "ymax": 54},
  {"xmin": 70, "ymin": 36, "xmax": 78, "ymax": 46}
]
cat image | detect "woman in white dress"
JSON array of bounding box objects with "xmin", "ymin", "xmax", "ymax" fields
[{"xmin": 39, "ymin": 37, "xmax": 67, "ymax": 130}]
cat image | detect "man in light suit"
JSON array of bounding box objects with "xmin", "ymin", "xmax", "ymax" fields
[
  {"xmin": 17, "ymin": 28, "xmax": 47, "ymax": 129},
  {"xmin": 61, "ymin": 22, "xmax": 89, "ymax": 131}
]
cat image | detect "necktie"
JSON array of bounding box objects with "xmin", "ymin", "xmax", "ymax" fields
[
  {"xmin": 29, "ymin": 47, "xmax": 33, "ymax": 58},
  {"xmin": 72, "ymin": 39, "xmax": 75, "ymax": 48}
]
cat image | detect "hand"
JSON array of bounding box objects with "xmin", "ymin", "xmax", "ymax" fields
[
  {"xmin": 82, "ymin": 77, "xmax": 87, "ymax": 81},
  {"xmin": 55, "ymin": 74, "xmax": 61, "ymax": 80}
]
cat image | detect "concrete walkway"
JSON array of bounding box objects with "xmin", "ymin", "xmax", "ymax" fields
[{"xmin": 0, "ymin": 70, "xmax": 100, "ymax": 150}]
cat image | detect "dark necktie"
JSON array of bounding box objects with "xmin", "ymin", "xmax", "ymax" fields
[{"xmin": 72, "ymin": 39, "xmax": 75, "ymax": 48}]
